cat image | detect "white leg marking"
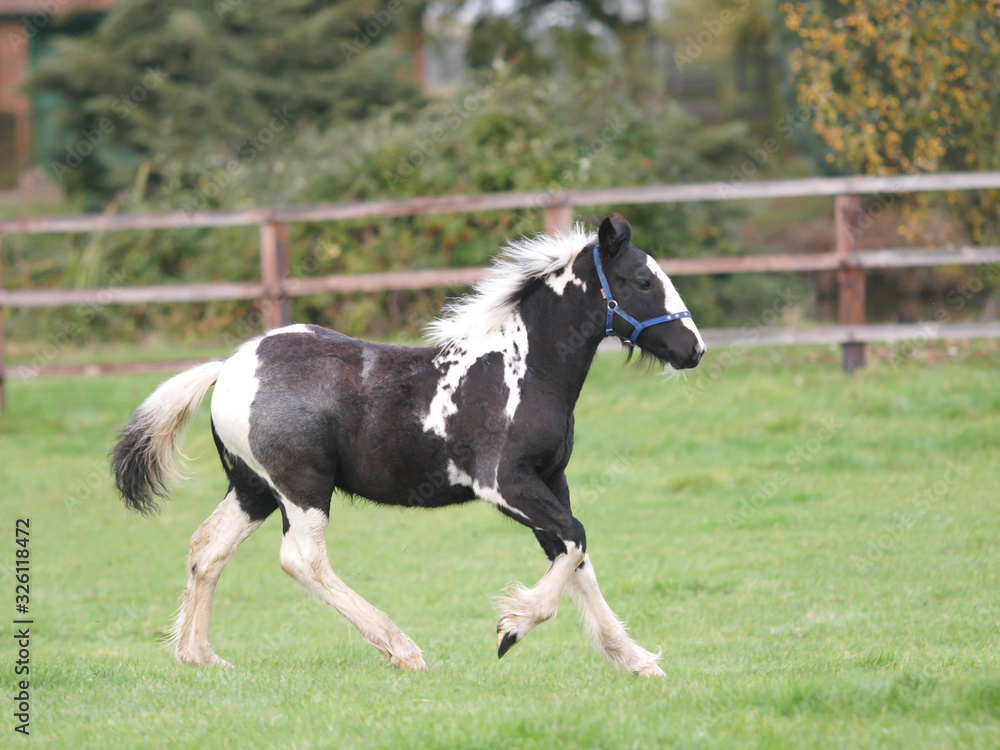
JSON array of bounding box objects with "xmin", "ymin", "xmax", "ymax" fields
[
  {"xmin": 172, "ymin": 491, "xmax": 263, "ymax": 667},
  {"xmin": 496, "ymin": 542, "xmax": 585, "ymax": 653},
  {"xmin": 279, "ymin": 502, "xmax": 426, "ymax": 670},
  {"xmin": 568, "ymin": 554, "xmax": 664, "ymax": 676}
]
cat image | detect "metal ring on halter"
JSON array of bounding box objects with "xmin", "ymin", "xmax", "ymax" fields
[{"xmin": 593, "ymin": 245, "xmax": 692, "ymax": 346}]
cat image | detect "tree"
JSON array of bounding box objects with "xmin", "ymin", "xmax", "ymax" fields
[
  {"xmin": 28, "ymin": 0, "xmax": 421, "ymax": 198},
  {"xmin": 782, "ymin": 0, "xmax": 1000, "ymax": 241}
]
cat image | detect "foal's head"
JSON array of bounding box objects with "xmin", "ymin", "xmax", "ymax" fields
[{"xmin": 594, "ymin": 215, "xmax": 706, "ymax": 370}]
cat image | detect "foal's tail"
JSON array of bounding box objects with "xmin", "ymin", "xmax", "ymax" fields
[{"xmin": 111, "ymin": 361, "xmax": 225, "ymax": 515}]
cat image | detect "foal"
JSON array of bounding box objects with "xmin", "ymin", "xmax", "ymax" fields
[{"xmin": 112, "ymin": 215, "xmax": 705, "ymax": 676}]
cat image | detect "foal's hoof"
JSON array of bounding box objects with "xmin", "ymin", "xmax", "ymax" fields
[
  {"xmin": 176, "ymin": 649, "xmax": 233, "ymax": 669},
  {"xmin": 636, "ymin": 662, "xmax": 666, "ymax": 678},
  {"xmin": 181, "ymin": 656, "xmax": 233, "ymax": 669},
  {"xmin": 391, "ymin": 652, "xmax": 428, "ymax": 671},
  {"xmin": 497, "ymin": 619, "xmax": 521, "ymax": 659}
]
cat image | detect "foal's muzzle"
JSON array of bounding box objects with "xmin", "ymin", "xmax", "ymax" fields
[{"xmin": 668, "ymin": 338, "xmax": 706, "ymax": 370}]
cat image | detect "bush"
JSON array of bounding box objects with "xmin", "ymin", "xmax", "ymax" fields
[{"xmin": 9, "ymin": 72, "xmax": 788, "ymax": 349}]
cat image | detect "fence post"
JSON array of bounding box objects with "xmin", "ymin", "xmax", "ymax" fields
[
  {"xmin": 259, "ymin": 221, "xmax": 291, "ymax": 330},
  {"xmin": 0, "ymin": 233, "xmax": 5, "ymax": 414},
  {"xmin": 835, "ymin": 194, "xmax": 866, "ymax": 372},
  {"xmin": 544, "ymin": 202, "xmax": 573, "ymax": 236}
]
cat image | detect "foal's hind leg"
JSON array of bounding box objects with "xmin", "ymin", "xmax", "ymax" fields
[
  {"xmin": 567, "ymin": 554, "xmax": 664, "ymax": 677},
  {"xmin": 173, "ymin": 488, "xmax": 268, "ymax": 666},
  {"xmin": 278, "ymin": 499, "xmax": 427, "ymax": 670}
]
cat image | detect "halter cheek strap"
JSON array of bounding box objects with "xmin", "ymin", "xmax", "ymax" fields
[{"xmin": 593, "ymin": 245, "xmax": 692, "ymax": 348}]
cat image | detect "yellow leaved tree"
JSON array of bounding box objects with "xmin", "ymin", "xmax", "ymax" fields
[{"xmin": 783, "ymin": 0, "xmax": 1000, "ymax": 243}]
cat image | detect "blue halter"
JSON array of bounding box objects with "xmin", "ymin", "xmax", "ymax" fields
[{"xmin": 593, "ymin": 245, "xmax": 692, "ymax": 348}]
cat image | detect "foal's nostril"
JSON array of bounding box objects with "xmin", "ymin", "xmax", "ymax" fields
[{"xmin": 691, "ymin": 343, "xmax": 705, "ymax": 365}]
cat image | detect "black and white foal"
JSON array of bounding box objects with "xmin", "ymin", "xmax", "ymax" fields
[{"xmin": 112, "ymin": 215, "xmax": 705, "ymax": 676}]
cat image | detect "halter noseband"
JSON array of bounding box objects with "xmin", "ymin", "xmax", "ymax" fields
[{"xmin": 593, "ymin": 244, "xmax": 692, "ymax": 348}]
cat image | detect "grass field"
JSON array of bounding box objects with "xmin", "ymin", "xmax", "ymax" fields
[{"xmin": 1, "ymin": 343, "xmax": 998, "ymax": 749}]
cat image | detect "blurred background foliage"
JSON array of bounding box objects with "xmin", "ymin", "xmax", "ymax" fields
[
  {"xmin": 26, "ymin": 0, "xmax": 424, "ymax": 199},
  {"xmin": 782, "ymin": 0, "xmax": 1000, "ymax": 244},
  {"xmin": 3, "ymin": 0, "xmax": 997, "ymax": 351}
]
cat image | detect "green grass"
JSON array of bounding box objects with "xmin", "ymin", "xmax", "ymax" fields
[{"xmin": 1, "ymin": 345, "xmax": 999, "ymax": 749}]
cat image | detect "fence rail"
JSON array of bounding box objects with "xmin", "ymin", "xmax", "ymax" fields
[
  {"xmin": 2, "ymin": 170, "xmax": 999, "ymax": 236},
  {"xmin": 2, "ymin": 170, "xmax": 1000, "ymax": 412}
]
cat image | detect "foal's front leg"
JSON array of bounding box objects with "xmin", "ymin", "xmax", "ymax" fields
[
  {"xmin": 568, "ymin": 554, "xmax": 665, "ymax": 677},
  {"xmin": 496, "ymin": 541, "xmax": 585, "ymax": 657},
  {"xmin": 492, "ymin": 471, "xmax": 586, "ymax": 658}
]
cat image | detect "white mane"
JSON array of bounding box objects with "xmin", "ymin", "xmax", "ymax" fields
[{"xmin": 426, "ymin": 223, "xmax": 595, "ymax": 346}]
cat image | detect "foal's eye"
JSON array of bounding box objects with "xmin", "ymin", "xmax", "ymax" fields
[{"xmin": 635, "ymin": 278, "xmax": 651, "ymax": 291}]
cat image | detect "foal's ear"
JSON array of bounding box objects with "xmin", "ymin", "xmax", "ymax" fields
[{"xmin": 598, "ymin": 215, "xmax": 632, "ymax": 260}]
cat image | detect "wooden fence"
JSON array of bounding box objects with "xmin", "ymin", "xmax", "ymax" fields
[{"xmin": 2, "ymin": 170, "xmax": 1000, "ymax": 412}]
